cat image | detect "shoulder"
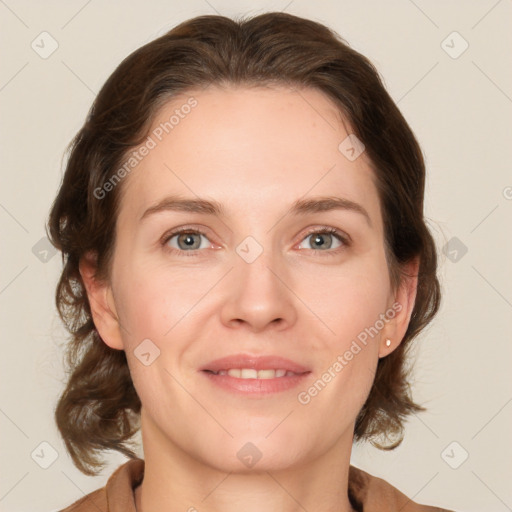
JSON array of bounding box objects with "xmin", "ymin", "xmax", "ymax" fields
[
  {"xmin": 349, "ymin": 465, "xmax": 456, "ymax": 512},
  {"xmin": 58, "ymin": 459, "xmax": 144, "ymax": 512},
  {"xmin": 58, "ymin": 488, "xmax": 107, "ymax": 512}
]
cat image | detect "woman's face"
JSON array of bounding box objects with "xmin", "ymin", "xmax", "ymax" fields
[{"xmin": 85, "ymin": 85, "xmax": 415, "ymax": 472}]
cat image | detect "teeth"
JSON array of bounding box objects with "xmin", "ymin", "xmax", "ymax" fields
[
  {"xmin": 218, "ymin": 368, "xmax": 295, "ymax": 379},
  {"xmin": 257, "ymin": 369, "xmax": 275, "ymax": 379},
  {"xmin": 240, "ymin": 369, "xmax": 257, "ymax": 379}
]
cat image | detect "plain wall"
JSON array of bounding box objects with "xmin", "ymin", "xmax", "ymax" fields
[{"xmin": 1, "ymin": 1, "xmax": 511, "ymax": 511}]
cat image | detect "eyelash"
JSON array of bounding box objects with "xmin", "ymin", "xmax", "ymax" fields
[{"xmin": 161, "ymin": 226, "xmax": 351, "ymax": 257}]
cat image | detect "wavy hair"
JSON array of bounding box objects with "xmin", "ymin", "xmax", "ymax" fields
[{"xmin": 48, "ymin": 12, "xmax": 440, "ymax": 478}]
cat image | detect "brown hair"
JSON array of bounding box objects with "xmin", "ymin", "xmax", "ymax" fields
[{"xmin": 48, "ymin": 12, "xmax": 440, "ymax": 477}]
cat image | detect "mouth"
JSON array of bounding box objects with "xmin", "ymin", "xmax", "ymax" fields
[
  {"xmin": 204, "ymin": 368, "xmax": 301, "ymax": 378},
  {"xmin": 200, "ymin": 354, "xmax": 311, "ymax": 395}
]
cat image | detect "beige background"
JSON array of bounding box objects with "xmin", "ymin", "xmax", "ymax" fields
[{"xmin": 1, "ymin": 1, "xmax": 511, "ymax": 511}]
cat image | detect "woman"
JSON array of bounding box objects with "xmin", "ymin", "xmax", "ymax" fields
[{"xmin": 48, "ymin": 12, "xmax": 454, "ymax": 512}]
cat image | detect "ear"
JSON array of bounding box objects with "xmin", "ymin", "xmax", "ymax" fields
[
  {"xmin": 79, "ymin": 251, "xmax": 124, "ymax": 350},
  {"xmin": 378, "ymin": 256, "xmax": 419, "ymax": 358}
]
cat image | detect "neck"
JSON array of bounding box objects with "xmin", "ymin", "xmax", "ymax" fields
[{"xmin": 135, "ymin": 413, "xmax": 356, "ymax": 512}]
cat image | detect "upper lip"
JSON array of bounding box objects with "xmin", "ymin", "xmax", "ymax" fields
[{"xmin": 201, "ymin": 354, "xmax": 311, "ymax": 373}]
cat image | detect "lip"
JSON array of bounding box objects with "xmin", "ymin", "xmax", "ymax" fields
[
  {"xmin": 201, "ymin": 354, "xmax": 310, "ymax": 373},
  {"xmin": 200, "ymin": 354, "xmax": 311, "ymax": 396}
]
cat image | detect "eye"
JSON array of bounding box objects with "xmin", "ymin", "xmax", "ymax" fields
[
  {"xmin": 161, "ymin": 226, "xmax": 349, "ymax": 256},
  {"xmin": 164, "ymin": 229, "xmax": 212, "ymax": 252},
  {"xmin": 297, "ymin": 228, "xmax": 349, "ymax": 252}
]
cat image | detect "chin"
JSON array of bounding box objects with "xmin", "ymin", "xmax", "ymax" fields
[{"xmin": 196, "ymin": 427, "xmax": 310, "ymax": 474}]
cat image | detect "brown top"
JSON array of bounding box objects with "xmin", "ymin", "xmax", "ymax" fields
[{"xmin": 59, "ymin": 458, "xmax": 454, "ymax": 512}]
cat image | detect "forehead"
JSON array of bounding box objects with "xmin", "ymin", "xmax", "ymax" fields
[{"xmin": 117, "ymin": 85, "xmax": 381, "ymax": 227}]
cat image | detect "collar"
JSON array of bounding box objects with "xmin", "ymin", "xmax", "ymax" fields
[{"xmin": 98, "ymin": 458, "xmax": 452, "ymax": 512}]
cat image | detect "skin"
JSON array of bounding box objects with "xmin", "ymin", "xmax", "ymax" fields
[{"xmin": 80, "ymin": 85, "xmax": 418, "ymax": 512}]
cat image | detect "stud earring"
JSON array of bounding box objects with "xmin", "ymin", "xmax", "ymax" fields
[{"xmin": 385, "ymin": 339, "xmax": 391, "ymax": 347}]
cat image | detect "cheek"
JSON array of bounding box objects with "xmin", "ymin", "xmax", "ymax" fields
[
  {"xmin": 113, "ymin": 245, "xmax": 391, "ymax": 355},
  {"xmin": 301, "ymin": 252, "xmax": 391, "ymax": 348},
  {"xmin": 317, "ymin": 255, "xmax": 388, "ymax": 413},
  {"xmin": 112, "ymin": 259, "xmax": 212, "ymax": 344}
]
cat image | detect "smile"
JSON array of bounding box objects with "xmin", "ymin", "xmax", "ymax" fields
[{"xmin": 205, "ymin": 368, "xmax": 300, "ymax": 379}]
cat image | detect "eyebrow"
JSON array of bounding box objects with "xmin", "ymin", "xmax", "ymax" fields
[{"xmin": 140, "ymin": 194, "xmax": 372, "ymax": 227}]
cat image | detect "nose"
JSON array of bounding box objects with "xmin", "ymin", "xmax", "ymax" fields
[{"xmin": 220, "ymin": 248, "xmax": 298, "ymax": 333}]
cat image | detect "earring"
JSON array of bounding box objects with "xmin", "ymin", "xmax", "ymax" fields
[{"xmin": 385, "ymin": 338, "xmax": 391, "ymax": 347}]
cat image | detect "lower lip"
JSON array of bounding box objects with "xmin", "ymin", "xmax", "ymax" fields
[{"xmin": 201, "ymin": 370, "xmax": 310, "ymax": 395}]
